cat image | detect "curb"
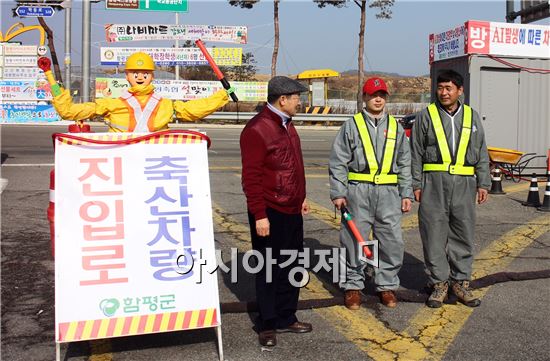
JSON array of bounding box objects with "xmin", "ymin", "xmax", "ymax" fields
[{"xmin": 1, "ymin": 121, "xmax": 342, "ymax": 131}]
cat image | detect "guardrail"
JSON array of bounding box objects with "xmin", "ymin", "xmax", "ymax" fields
[{"xmin": 203, "ymin": 112, "xmax": 405, "ymax": 125}]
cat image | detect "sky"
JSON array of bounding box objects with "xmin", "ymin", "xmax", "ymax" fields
[{"xmin": 1, "ymin": 0, "xmax": 549, "ymax": 77}]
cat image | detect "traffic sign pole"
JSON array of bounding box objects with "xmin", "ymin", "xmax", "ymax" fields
[
  {"xmin": 82, "ymin": 0, "xmax": 91, "ymax": 102},
  {"xmin": 65, "ymin": 2, "xmax": 72, "ymax": 92}
]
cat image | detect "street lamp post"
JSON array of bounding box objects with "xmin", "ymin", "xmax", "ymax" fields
[
  {"xmin": 81, "ymin": 0, "xmax": 91, "ymax": 102},
  {"xmin": 175, "ymin": 12, "xmax": 179, "ymax": 80},
  {"xmin": 64, "ymin": 0, "xmax": 71, "ymax": 92}
]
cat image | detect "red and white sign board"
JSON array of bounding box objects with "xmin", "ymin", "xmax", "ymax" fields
[
  {"xmin": 429, "ymin": 20, "xmax": 550, "ymax": 63},
  {"xmin": 54, "ymin": 131, "xmax": 221, "ymax": 343}
]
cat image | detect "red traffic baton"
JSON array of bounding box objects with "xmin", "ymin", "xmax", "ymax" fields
[
  {"xmin": 341, "ymin": 206, "xmax": 373, "ymax": 259},
  {"xmin": 37, "ymin": 56, "xmax": 62, "ymax": 97},
  {"xmin": 39, "ymin": 56, "xmax": 92, "ymax": 133},
  {"xmin": 195, "ymin": 39, "xmax": 239, "ymax": 102}
]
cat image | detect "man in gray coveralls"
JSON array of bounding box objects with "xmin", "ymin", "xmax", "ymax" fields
[
  {"xmin": 329, "ymin": 77, "xmax": 413, "ymax": 309},
  {"xmin": 411, "ymin": 69, "xmax": 490, "ymax": 308}
]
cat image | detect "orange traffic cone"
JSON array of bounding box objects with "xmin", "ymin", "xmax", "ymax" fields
[
  {"xmin": 523, "ymin": 174, "xmax": 541, "ymax": 207},
  {"xmin": 489, "ymin": 168, "xmax": 505, "ymax": 195}
]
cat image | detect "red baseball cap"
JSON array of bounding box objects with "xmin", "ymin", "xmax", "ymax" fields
[{"xmin": 362, "ymin": 77, "xmax": 389, "ymax": 95}]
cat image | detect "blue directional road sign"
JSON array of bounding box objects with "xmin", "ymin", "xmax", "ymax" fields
[{"xmin": 16, "ymin": 6, "xmax": 55, "ymax": 17}]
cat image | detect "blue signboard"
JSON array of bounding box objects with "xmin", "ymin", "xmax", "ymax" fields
[
  {"xmin": 16, "ymin": 6, "xmax": 55, "ymax": 17},
  {"xmin": 0, "ymin": 104, "xmax": 60, "ymax": 124}
]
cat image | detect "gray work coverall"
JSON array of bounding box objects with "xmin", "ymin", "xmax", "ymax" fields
[
  {"xmin": 411, "ymin": 102, "xmax": 491, "ymax": 285},
  {"xmin": 329, "ymin": 112, "xmax": 413, "ymax": 292}
]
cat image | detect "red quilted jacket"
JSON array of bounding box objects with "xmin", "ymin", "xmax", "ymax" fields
[{"xmin": 240, "ymin": 107, "xmax": 306, "ymax": 220}]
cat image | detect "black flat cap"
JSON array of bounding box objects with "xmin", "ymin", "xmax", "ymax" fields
[{"xmin": 268, "ymin": 76, "xmax": 308, "ymax": 96}]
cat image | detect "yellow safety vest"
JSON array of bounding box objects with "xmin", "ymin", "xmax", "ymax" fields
[
  {"xmin": 423, "ymin": 103, "xmax": 475, "ymax": 175},
  {"xmin": 348, "ymin": 113, "xmax": 398, "ymax": 185}
]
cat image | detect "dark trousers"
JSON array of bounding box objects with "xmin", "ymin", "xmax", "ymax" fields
[{"xmin": 248, "ymin": 207, "xmax": 304, "ymax": 331}]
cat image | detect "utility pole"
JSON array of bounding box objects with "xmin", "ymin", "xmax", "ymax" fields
[
  {"xmin": 82, "ymin": 0, "xmax": 91, "ymax": 102},
  {"xmin": 64, "ymin": 0, "xmax": 72, "ymax": 92},
  {"xmin": 506, "ymin": 0, "xmax": 514, "ymax": 23},
  {"xmin": 507, "ymin": 0, "xmax": 549, "ymax": 24},
  {"xmin": 175, "ymin": 12, "xmax": 179, "ymax": 80}
]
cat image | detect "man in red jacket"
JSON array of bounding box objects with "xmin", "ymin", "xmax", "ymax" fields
[{"xmin": 240, "ymin": 76, "xmax": 312, "ymax": 347}]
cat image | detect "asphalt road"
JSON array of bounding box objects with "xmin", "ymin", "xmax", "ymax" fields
[{"xmin": 1, "ymin": 123, "xmax": 549, "ymax": 361}]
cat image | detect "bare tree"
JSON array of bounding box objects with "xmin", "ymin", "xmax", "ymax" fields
[
  {"xmin": 229, "ymin": 0, "xmax": 280, "ymax": 77},
  {"xmin": 228, "ymin": 0, "xmax": 259, "ymax": 8},
  {"xmin": 271, "ymin": 0, "xmax": 280, "ymax": 77},
  {"xmin": 12, "ymin": 0, "xmax": 65, "ymax": 84},
  {"xmin": 314, "ymin": 0, "xmax": 394, "ymax": 111},
  {"xmin": 224, "ymin": 52, "xmax": 259, "ymax": 81}
]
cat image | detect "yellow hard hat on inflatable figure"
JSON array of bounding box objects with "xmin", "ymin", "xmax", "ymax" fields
[{"xmin": 125, "ymin": 52, "xmax": 155, "ymax": 71}]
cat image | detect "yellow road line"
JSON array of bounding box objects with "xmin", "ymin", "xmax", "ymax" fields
[
  {"xmin": 212, "ymin": 202, "xmax": 428, "ymax": 360},
  {"xmin": 216, "ymin": 175, "xmax": 541, "ymax": 359},
  {"xmin": 302, "ymin": 276, "xmax": 429, "ymax": 360},
  {"xmin": 307, "ymin": 201, "xmax": 550, "ymax": 359},
  {"xmin": 502, "ymin": 181, "xmax": 529, "ymax": 194},
  {"xmin": 308, "ymin": 199, "xmax": 418, "ymax": 231},
  {"xmin": 403, "ymin": 214, "xmax": 550, "ymax": 359},
  {"xmin": 307, "ymin": 200, "xmax": 340, "ymax": 229},
  {"xmin": 220, "ymin": 167, "xmax": 530, "ymax": 195},
  {"xmin": 211, "ymin": 203, "xmax": 251, "ymax": 246}
]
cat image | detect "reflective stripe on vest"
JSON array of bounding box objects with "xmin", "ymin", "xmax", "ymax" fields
[
  {"xmin": 120, "ymin": 91, "xmax": 162, "ymax": 133},
  {"xmin": 423, "ymin": 103, "xmax": 475, "ymax": 176},
  {"xmin": 348, "ymin": 113, "xmax": 398, "ymax": 185}
]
